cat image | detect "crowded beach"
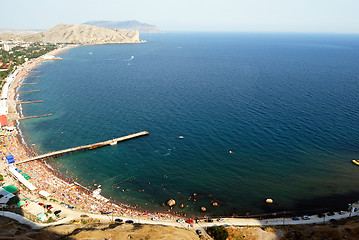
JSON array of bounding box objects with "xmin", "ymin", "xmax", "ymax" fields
[{"xmin": 0, "ymin": 46, "xmax": 174, "ymax": 223}]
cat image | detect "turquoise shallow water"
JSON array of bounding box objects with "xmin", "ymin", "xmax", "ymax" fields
[{"xmin": 18, "ymin": 33, "xmax": 359, "ymax": 216}]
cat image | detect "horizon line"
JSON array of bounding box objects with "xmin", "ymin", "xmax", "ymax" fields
[{"xmin": 1, "ymin": 27, "xmax": 358, "ymax": 35}]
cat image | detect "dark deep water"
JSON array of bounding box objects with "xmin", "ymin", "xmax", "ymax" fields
[{"xmin": 19, "ymin": 33, "xmax": 359, "ymax": 216}]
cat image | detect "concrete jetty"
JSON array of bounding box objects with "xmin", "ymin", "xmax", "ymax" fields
[
  {"xmin": 16, "ymin": 131, "xmax": 149, "ymax": 165},
  {"xmin": 17, "ymin": 90, "xmax": 41, "ymax": 94},
  {"xmin": 19, "ymin": 83, "xmax": 38, "ymax": 85},
  {"xmin": 24, "ymin": 76, "xmax": 40, "ymax": 78},
  {"xmin": 16, "ymin": 114, "xmax": 52, "ymax": 120},
  {"xmin": 16, "ymin": 100, "xmax": 44, "ymax": 104}
]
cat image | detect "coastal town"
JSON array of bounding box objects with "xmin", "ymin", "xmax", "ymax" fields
[{"xmin": 0, "ymin": 40, "xmax": 63, "ymax": 78}]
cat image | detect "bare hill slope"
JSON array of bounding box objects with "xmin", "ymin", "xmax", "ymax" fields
[{"xmin": 23, "ymin": 24, "xmax": 142, "ymax": 44}]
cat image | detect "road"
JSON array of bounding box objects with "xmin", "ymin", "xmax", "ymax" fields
[{"xmin": 1, "ymin": 201, "xmax": 359, "ymax": 238}]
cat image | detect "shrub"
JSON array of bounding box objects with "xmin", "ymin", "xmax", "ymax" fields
[{"xmin": 212, "ymin": 226, "xmax": 229, "ymax": 240}]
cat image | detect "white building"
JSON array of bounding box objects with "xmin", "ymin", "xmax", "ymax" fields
[{"xmin": 3, "ymin": 43, "xmax": 13, "ymax": 52}]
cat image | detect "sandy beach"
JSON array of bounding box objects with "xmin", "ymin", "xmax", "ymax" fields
[{"xmin": 1, "ymin": 45, "xmax": 175, "ymax": 223}]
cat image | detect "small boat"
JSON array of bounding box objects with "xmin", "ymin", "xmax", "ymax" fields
[
  {"xmin": 352, "ymin": 160, "xmax": 359, "ymax": 166},
  {"xmin": 110, "ymin": 141, "xmax": 117, "ymax": 146},
  {"xmin": 178, "ymin": 136, "xmax": 184, "ymax": 139}
]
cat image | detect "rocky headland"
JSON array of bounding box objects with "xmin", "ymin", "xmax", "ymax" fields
[{"xmin": 83, "ymin": 20, "xmax": 163, "ymax": 33}]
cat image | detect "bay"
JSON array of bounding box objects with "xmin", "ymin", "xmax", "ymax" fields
[{"xmin": 18, "ymin": 33, "xmax": 359, "ymax": 216}]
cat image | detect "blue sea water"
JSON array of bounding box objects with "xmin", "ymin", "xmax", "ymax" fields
[{"xmin": 18, "ymin": 33, "xmax": 359, "ymax": 216}]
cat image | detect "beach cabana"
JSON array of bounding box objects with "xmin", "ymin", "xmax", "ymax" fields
[
  {"xmin": 0, "ymin": 115, "xmax": 8, "ymax": 127},
  {"xmin": 22, "ymin": 173, "xmax": 31, "ymax": 180},
  {"xmin": 2, "ymin": 185, "xmax": 19, "ymax": 194},
  {"xmin": 6, "ymin": 155, "xmax": 14, "ymax": 164},
  {"xmin": 39, "ymin": 190, "xmax": 51, "ymax": 199},
  {"xmin": 17, "ymin": 200, "xmax": 26, "ymax": 207},
  {"xmin": 37, "ymin": 213, "xmax": 47, "ymax": 221}
]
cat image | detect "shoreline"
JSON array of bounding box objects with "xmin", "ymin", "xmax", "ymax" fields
[
  {"xmin": 1, "ymin": 45, "xmax": 359, "ymax": 231},
  {"xmin": 2, "ymin": 45, "xmax": 176, "ymax": 221}
]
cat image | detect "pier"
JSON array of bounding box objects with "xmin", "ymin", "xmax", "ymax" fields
[
  {"xmin": 16, "ymin": 114, "xmax": 52, "ymax": 120},
  {"xmin": 17, "ymin": 90, "xmax": 40, "ymax": 94},
  {"xmin": 16, "ymin": 131, "xmax": 149, "ymax": 165},
  {"xmin": 24, "ymin": 76, "xmax": 40, "ymax": 78},
  {"xmin": 17, "ymin": 100, "xmax": 44, "ymax": 104},
  {"xmin": 19, "ymin": 83, "xmax": 38, "ymax": 85}
]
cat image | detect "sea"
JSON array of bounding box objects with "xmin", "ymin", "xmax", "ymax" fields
[{"xmin": 17, "ymin": 32, "xmax": 359, "ymax": 217}]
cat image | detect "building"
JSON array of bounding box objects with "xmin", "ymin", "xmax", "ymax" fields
[
  {"xmin": 0, "ymin": 115, "xmax": 8, "ymax": 128},
  {"xmin": 0, "ymin": 186, "xmax": 19, "ymax": 205},
  {"xmin": 3, "ymin": 43, "xmax": 14, "ymax": 52}
]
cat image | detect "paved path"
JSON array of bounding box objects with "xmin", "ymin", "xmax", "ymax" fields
[{"xmin": 1, "ymin": 202, "xmax": 359, "ymax": 230}]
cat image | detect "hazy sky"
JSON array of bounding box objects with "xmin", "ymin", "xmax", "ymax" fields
[{"xmin": 3, "ymin": 0, "xmax": 359, "ymax": 33}]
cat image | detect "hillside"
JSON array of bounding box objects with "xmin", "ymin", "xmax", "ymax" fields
[
  {"xmin": 22, "ymin": 24, "xmax": 143, "ymax": 44},
  {"xmin": 83, "ymin": 20, "xmax": 163, "ymax": 33},
  {"xmin": 0, "ymin": 30, "xmax": 39, "ymax": 41},
  {"xmin": 0, "ymin": 216, "xmax": 200, "ymax": 240}
]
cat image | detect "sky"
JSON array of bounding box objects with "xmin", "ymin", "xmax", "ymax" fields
[{"xmin": 2, "ymin": 0, "xmax": 359, "ymax": 33}]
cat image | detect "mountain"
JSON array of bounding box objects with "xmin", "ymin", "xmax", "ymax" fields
[
  {"xmin": 83, "ymin": 20, "xmax": 163, "ymax": 33},
  {"xmin": 22, "ymin": 24, "xmax": 144, "ymax": 44},
  {"xmin": 0, "ymin": 30, "xmax": 40, "ymax": 41}
]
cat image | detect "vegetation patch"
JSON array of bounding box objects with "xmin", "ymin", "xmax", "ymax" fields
[{"xmin": 208, "ymin": 226, "xmax": 229, "ymax": 240}]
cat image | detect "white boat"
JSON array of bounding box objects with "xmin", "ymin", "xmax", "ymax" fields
[
  {"xmin": 110, "ymin": 141, "xmax": 117, "ymax": 146},
  {"xmin": 178, "ymin": 136, "xmax": 184, "ymax": 139}
]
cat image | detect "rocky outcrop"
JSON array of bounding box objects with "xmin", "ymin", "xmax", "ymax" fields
[
  {"xmin": 167, "ymin": 199, "xmax": 176, "ymax": 207},
  {"xmin": 22, "ymin": 24, "xmax": 143, "ymax": 44}
]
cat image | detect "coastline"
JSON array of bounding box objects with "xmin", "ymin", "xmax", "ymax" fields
[
  {"xmin": 1, "ymin": 44, "xmax": 359, "ymax": 233},
  {"xmin": 2, "ymin": 45, "xmax": 175, "ymax": 222}
]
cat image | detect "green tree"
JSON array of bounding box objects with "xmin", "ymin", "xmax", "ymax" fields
[{"xmin": 212, "ymin": 226, "xmax": 229, "ymax": 240}]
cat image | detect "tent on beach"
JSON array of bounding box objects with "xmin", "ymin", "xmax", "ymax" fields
[
  {"xmin": 5, "ymin": 155, "xmax": 14, "ymax": 164},
  {"xmin": 2, "ymin": 185, "xmax": 19, "ymax": 194},
  {"xmin": 17, "ymin": 200, "xmax": 26, "ymax": 207},
  {"xmin": 0, "ymin": 115, "xmax": 8, "ymax": 127},
  {"xmin": 37, "ymin": 213, "xmax": 47, "ymax": 221},
  {"xmin": 39, "ymin": 190, "xmax": 50, "ymax": 199}
]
